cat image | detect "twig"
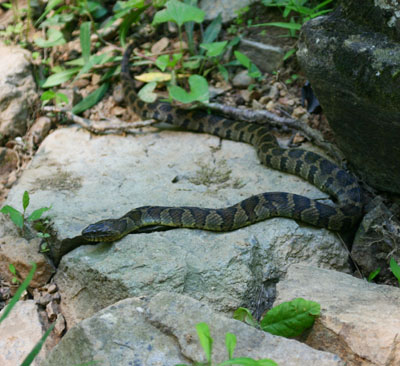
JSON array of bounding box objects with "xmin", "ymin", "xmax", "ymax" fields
[
  {"xmin": 43, "ymin": 106, "xmax": 158, "ymax": 135},
  {"xmin": 204, "ymin": 102, "xmax": 346, "ymax": 164}
]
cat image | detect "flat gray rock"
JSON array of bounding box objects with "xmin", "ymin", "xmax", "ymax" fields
[
  {"xmin": 41, "ymin": 292, "xmax": 345, "ymax": 366},
  {"xmin": 5, "ymin": 127, "xmax": 350, "ymax": 326}
]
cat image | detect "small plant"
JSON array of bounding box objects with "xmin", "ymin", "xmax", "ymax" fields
[
  {"xmin": 367, "ymin": 267, "xmax": 381, "ymax": 282},
  {"xmin": 390, "ymin": 258, "xmax": 400, "ymax": 285},
  {"xmin": 8, "ymin": 263, "xmax": 21, "ymax": 284},
  {"xmin": 176, "ymin": 322, "xmax": 277, "ymax": 366},
  {"xmin": 0, "ymin": 191, "xmax": 51, "ymax": 232},
  {"xmin": 258, "ymin": 0, "xmax": 335, "ymax": 37},
  {"xmin": 0, "ymin": 263, "xmax": 55, "ymax": 366},
  {"xmin": 234, "ymin": 297, "xmax": 320, "ymax": 338}
]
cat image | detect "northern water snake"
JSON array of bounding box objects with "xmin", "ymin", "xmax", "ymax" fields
[{"xmin": 81, "ymin": 44, "xmax": 362, "ymax": 242}]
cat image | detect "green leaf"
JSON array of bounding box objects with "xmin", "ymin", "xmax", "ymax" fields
[
  {"xmin": 368, "ymin": 267, "xmax": 381, "ymax": 282},
  {"xmin": 80, "ymin": 22, "xmax": 91, "ymax": 63},
  {"xmin": 234, "ymin": 51, "xmax": 251, "ymax": 69},
  {"xmin": 41, "ymin": 90, "xmax": 56, "ymax": 101},
  {"xmin": 390, "ymin": 258, "xmax": 400, "ymax": 284},
  {"xmin": 42, "ymin": 68, "xmax": 80, "ymax": 88},
  {"xmin": 34, "ymin": 28, "xmax": 66, "ymax": 48},
  {"xmin": 0, "ymin": 205, "xmax": 24, "ymax": 228},
  {"xmin": 196, "ymin": 322, "xmax": 213, "ymax": 363},
  {"xmin": 138, "ymin": 82, "xmax": 158, "ymax": 103},
  {"xmin": 283, "ymin": 48, "xmax": 296, "ymax": 61},
  {"xmin": 35, "ymin": 0, "xmax": 63, "ymax": 25},
  {"xmin": 152, "ymin": 0, "xmax": 205, "ymax": 27},
  {"xmin": 218, "ymin": 357, "xmax": 278, "ymax": 366},
  {"xmin": 233, "ymin": 307, "xmax": 259, "ymax": 328},
  {"xmin": 217, "ymin": 65, "xmax": 229, "ymax": 81},
  {"xmin": 200, "ymin": 41, "xmax": 228, "ymax": 57},
  {"xmin": 155, "ymin": 53, "xmax": 182, "ymax": 71},
  {"xmin": 72, "ymin": 82, "xmax": 109, "ymax": 114},
  {"xmin": 225, "ymin": 332, "xmax": 236, "ymax": 359},
  {"xmin": 260, "ymin": 298, "xmax": 320, "ymax": 338},
  {"xmin": 203, "ymin": 13, "xmax": 222, "ymax": 44},
  {"xmin": 22, "ymin": 191, "xmax": 30, "ymax": 212},
  {"xmin": 168, "ymin": 75, "xmax": 209, "ymax": 103},
  {"xmin": 9, "ymin": 263, "xmax": 16, "ymax": 275},
  {"xmin": 250, "ymin": 21, "xmax": 302, "ymax": 31},
  {"xmin": 21, "ymin": 323, "xmax": 55, "ymax": 366},
  {"xmin": 0, "ymin": 263, "xmax": 36, "ymax": 324},
  {"xmin": 28, "ymin": 206, "xmax": 51, "ymax": 222}
]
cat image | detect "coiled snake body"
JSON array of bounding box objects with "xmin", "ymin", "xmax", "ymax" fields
[{"xmin": 82, "ymin": 44, "xmax": 362, "ymax": 242}]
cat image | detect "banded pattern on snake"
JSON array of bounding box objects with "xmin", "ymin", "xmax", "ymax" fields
[{"xmin": 81, "ymin": 43, "xmax": 362, "ymax": 242}]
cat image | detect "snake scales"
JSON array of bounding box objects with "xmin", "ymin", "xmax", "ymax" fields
[{"xmin": 81, "ymin": 43, "xmax": 362, "ymax": 242}]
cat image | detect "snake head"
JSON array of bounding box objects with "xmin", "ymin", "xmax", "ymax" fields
[{"xmin": 81, "ymin": 219, "xmax": 127, "ymax": 242}]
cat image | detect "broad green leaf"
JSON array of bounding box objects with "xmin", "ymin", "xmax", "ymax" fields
[
  {"xmin": 218, "ymin": 357, "xmax": 278, "ymax": 366},
  {"xmin": 28, "ymin": 207, "xmax": 51, "ymax": 222},
  {"xmin": 21, "ymin": 323, "xmax": 55, "ymax": 366},
  {"xmin": 119, "ymin": 5, "xmax": 149, "ymax": 47},
  {"xmin": 0, "ymin": 205, "xmax": 24, "ymax": 228},
  {"xmin": 41, "ymin": 90, "xmax": 56, "ymax": 101},
  {"xmin": 203, "ymin": 13, "xmax": 222, "ymax": 44},
  {"xmin": 260, "ymin": 298, "xmax": 320, "ymax": 338},
  {"xmin": 200, "ymin": 41, "xmax": 228, "ymax": 57},
  {"xmin": 42, "ymin": 68, "xmax": 80, "ymax": 88},
  {"xmin": 72, "ymin": 82, "xmax": 109, "ymax": 115},
  {"xmin": 80, "ymin": 22, "xmax": 91, "ymax": 63},
  {"xmin": 234, "ymin": 51, "xmax": 251, "ymax": 69},
  {"xmin": 225, "ymin": 332, "xmax": 236, "ymax": 360},
  {"xmin": 138, "ymin": 82, "xmax": 158, "ymax": 103},
  {"xmin": 233, "ymin": 307, "xmax": 259, "ymax": 328},
  {"xmin": 169, "ymin": 75, "xmax": 209, "ymax": 103},
  {"xmin": 0, "ymin": 263, "xmax": 36, "ymax": 324},
  {"xmin": 55, "ymin": 92, "xmax": 69, "ymax": 105},
  {"xmin": 155, "ymin": 55, "xmax": 170, "ymax": 71},
  {"xmin": 196, "ymin": 322, "xmax": 213, "ymax": 363},
  {"xmin": 34, "ymin": 28, "xmax": 66, "ymax": 48},
  {"xmin": 22, "ymin": 191, "xmax": 30, "ymax": 211},
  {"xmin": 390, "ymin": 258, "xmax": 400, "ymax": 284},
  {"xmin": 152, "ymin": 0, "xmax": 205, "ymax": 27}
]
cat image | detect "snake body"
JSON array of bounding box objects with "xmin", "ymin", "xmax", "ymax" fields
[{"xmin": 81, "ymin": 44, "xmax": 362, "ymax": 242}]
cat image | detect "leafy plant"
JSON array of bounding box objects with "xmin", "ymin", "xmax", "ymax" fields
[
  {"xmin": 368, "ymin": 267, "xmax": 381, "ymax": 282},
  {"xmin": 0, "ymin": 263, "xmax": 55, "ymax": 366},
  {"xmin": 256, "ymin": 0, "xmax": 335, "ymax": 37},
  {"xmin": 390, "ymin": 258, "xmax": 400, "ymax": 285},
  {"xmin": 8, "ymin": 263, "xmax": 21, "ymax": 284},
  {"xmin": 0, "ymin": 191, "xmax": 51, "ymax": 231},
  {"xmin": 176, "ymin": 322, "xmax": 277, "ymax": 366},
  {"xmin": 234, "ymin": 298, "xmax": 320, "ymax": 338}
]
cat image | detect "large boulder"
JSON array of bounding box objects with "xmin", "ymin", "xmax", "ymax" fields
[
  {"xmin": 4, "ymin": 127, "xmax": 350, "ymax": 326},
  {"xmin": 297, "ymin": 1, "xmax": 400, "ymax": 193},
  {"xmin": 41, "ymin": 292, "xmax": 345, "ymax": 366}
]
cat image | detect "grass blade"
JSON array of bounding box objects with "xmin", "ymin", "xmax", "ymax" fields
[{"xmin": 0, "ymin": 263, "xmax": 36, "ymax": 324}]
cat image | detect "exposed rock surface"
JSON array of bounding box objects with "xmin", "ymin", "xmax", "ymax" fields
[
  {"xmin": 275, "ymin": 264, "xmax": 400, "ymax": 366},
  {"xmin": 297, "ymin": 2, "xmax": 400, "ymax": 193},
  {"xmin": 238, "ymin": 38, "xmax": 284, "ymax": 74},
  {"xmin": 4, "ymin": 127, "xmax": 350, "ymax": 327},
  {"xmin": 0, "ymin": 300, "xmax": 46, "ymax": 366},
  {"xmin": 41, "ymin": 292, "xmax": 345, "ymax": 366},
  {"xmin": 200, "ymin": 0, "xmax": 255, "ymax": 22},
  {"xmin": 0, "ymin": 235, "xmax": 55, "ymax": 288},
  {"xmin": 0, "ymin": 45, "xmax": 37, "ymax": 143}
]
